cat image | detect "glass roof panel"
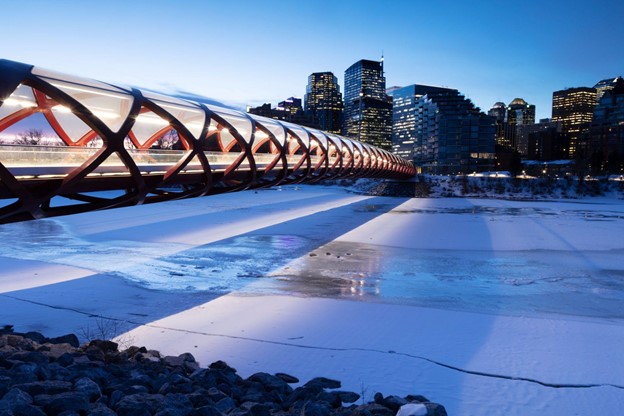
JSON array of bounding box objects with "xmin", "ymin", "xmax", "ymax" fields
[
  {"xmin": 325, "ymin": 133, "xmax": 343, "ymax": 152},
  {"xmin": 282, "ymin": 121, "xmax": 309, "ymax": 148},
  {"xmin": 207, "ymin": 106, "xmax": 252, "ymax": 143},
  {"xmin": 142, "ymin": 91, "xmax": 205, "ymax": 139},
  {"xmin": 38, "ymin": 78, "xmax": 133, "ymax": 133},
  {"xmin": 307, "ymin": 128, "xmax": 328, "ymax": 149},
  {"xmin": 131, "ymin": 109, "xmax": 172, "ymax": 147},
  {"xmin": 31, "ymin": 67, "xmax": 131, "ymax": 94},
  {"xmin": 0, "ymin": 84, "xmax": 37, "ymax": 121},
  {"xmin": 249, "ymin": 115, "xmax": 286, "ymax": 146}
]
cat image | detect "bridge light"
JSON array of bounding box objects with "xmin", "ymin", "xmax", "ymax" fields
[
  {"xmin": 3, "ymin": 97, "xmax": 37, "ymax": 108},
  {"xmin": 135, "ymin": 113, "xmax": 169, "ymax": 126},
  {"xmin": 52, "ymin": 104, "xmax": 72, "ymax": 113}
]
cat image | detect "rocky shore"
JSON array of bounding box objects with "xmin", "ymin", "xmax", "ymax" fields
[{"xmin": 0, "ymin": 330, "xmax": 447, "ymax": 416}]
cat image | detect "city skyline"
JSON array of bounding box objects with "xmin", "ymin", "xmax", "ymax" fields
[{"xmin": 2, "ymin": 0, "xmax": 623, "ymax": 121}]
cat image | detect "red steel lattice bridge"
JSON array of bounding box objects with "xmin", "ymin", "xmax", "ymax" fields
[{"xmin": 0, "ymin": 59, "xmax": 415, "ymax": 223}]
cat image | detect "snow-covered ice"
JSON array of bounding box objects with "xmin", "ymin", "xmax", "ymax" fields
[{"xmin": 1, "ymin": 185, "xmax": 623, "ymax": 415}]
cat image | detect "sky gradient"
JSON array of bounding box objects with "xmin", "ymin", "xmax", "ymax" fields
[{"xmin": 2, "ymin": 0, "xmax": 623, "ymax": 120}]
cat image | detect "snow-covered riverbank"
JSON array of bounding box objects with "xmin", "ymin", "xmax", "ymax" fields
[{"xmin": 1, "ymin": 185, "xmax": 623, "ymax": 415}]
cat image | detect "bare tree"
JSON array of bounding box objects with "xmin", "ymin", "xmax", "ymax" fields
[
  {"xmin": 16, "ymin": 128, "xmax": 44, "ymax": 145},
  {"xmin": 156, "ymin": 129, "xmax": 178, "ymax": 150},
  {"xmin": 87, "ymin": 136, "xmax": 104, "ymax": 148}
]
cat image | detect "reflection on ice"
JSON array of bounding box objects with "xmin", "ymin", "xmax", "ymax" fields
[
  {"xmin": 261, "ymin": 241, "xmax": 624, "ymax": 320},
  {"xmin": 1, "ymin": 215, "xmax": 623, "ymax": 321}
]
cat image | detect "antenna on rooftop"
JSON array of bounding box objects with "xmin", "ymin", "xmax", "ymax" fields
[{"xmin": 381, "ymin": 50, "xmax": 384, "ymax": 75}]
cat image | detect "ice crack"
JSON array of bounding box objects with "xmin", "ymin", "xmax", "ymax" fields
[{"xmin": 4, "ymin": 293, "xmax": 624, "ymax": 391}]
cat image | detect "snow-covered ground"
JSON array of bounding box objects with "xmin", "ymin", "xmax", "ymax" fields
[{"xmin": 1, "ymin": 184, "xmax": 624, "ymax": 415}]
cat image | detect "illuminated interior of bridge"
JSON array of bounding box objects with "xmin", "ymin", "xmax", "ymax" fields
[{"xmin": 0, "ymin": 59, "xmax": 415, "ymax": 222}]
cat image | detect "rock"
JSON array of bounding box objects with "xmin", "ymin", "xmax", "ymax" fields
[
  {"xmin": 214, "ymin": 396, "xmax": 236, "ymax": 414},
  {"xmin": 0, "ymin": 329, "xmax": 448, "ymax": 416},
  {"xmin": 89, "ymin": 340, "xmax": 119, "ymax": 353},
  {"xmin": 163, "ymin": 356, "xmax": 185, "ymax": 367},
  {"xmin": 205, "ymin": 387, "xmax": 227, "ymax": 403},
  {"xmin": 115, "ymin": 393, "xmax": 165, "ymax": 416},
  {"xmin": 89, "ymin": 402, "xmax": 118, "ymax": 416},
  {"xmin": 0, "ymin": 387, "xmax": 33, "ymax": 407},
  {"xmin": 304, "ymin": 377, "xmax": 341, "ymax": 390},
  {"xmin": 43, "ymin": 343, "xmax": 77, "ymax": 360},
  {"xmin": 247, "ymin": 372, "xmax": 292, "ymax": 396},
  {"xmin": 336, "ymin": 391, "xmax": 360, "ymax": 404},
  {"xmin": 274, "ymin": 373, "xmax": 299, "ymax": 384},
  {"xmin": 47, "ymin": 334, "xmax": 79, "ymax": 348},
  {"xmin": 157, "ymin": 393, "xmax": 194, "ymax": 416},
  {"xmin": 74, "ymin": 377, "xmax": 101, "ymax": 402},
  {"xmin": 380, "ymin": 395, "xmax": 408, "ymax": 411},
  {"xmin": 22, "ymin": 333, "xmax": 46, "ymax": 345},
  {"xmin": 208, "ymin": 361, "xmax": 229, "ymax": 371},
  {"xmin": 405, "ymin": 394, "xmax": 429, "ymax": 403},
  {"xmin": 301, "ymin": 401, "xmax": 331, "ymax": 416},
  {"xmin": 7, "ymin": 403, "xmax": 46, "ymax": 416},
  {"xmin": 55, "ymin": 353, "xmax": 74, "ymax": 367},
  {"xmin": 355, "ymin": 403, "xmax": 394, "ymax": 416},
  {"xmin": 9, "ymin": 351, "xmax": 47, "ymax": 366},
  {"xmin": 36, "ymin": 392, "xmax": 90, "ymax": 415},
  {"xmin": 315, "ymin": 391, "xmax": 342, "ymax": 408},
  {"xmin": 85, "ymin": 346, "xmax": 106, "ymax": 362},
  {"xmin": 192, "ymin": 405, "xmax": 224, "ymax": 416},
  {"xmin": 13, "ymin": 380, "xmax": 73, "ymax": 396},
  {"xmin": 423, "ymin": 402, "xmax": 448, "ymax": 416},
  {"xmin": 397, "ymin": 403, "xmax": 428, "ymax": 416}
]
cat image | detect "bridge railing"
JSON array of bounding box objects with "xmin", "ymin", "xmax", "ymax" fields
[{"xmin": 0, "ymin": 59, "xmax": 415, "ymax": 222}]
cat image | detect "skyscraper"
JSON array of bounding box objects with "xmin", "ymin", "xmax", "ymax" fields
[
  {"xmin": 413, "ymin": 89, "xmax": 495, "ymax": 174},
  {"xmin": 589, "ymin": 77, "xmax": 624, "ymax": 173},
  {"xmin": 552, "ymin": 87, "xmax": 596, "ymax": 158},
  {"xmin": 343, "ymin": 59, "xmax": 392, "ymax": 150},
  {"xmin": 488, "ymin": 102, "xmax": 507, "ymax": 148},
  {"xmin": 594, "ymin": 76, "xmax": 623, "ymax": 103},
  {"xmin": 505, "ymin": 98, "xmax": 535, "ymax": 155},
  {"xmin": 391, "ymin": 84, "xmax": 456, "ymax": 160},
  {"xmin": 304, "ymin": 72, "xmax": 343, "ymax": 134}
]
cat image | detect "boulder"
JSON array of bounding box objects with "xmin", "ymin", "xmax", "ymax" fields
[
  {"xmin": 115, "ymin": 393, "xmax": 165, "ymax": 416},
  {"xmin": 74, "ymin": 377, "xmax": 102, "ymax": 402},
  {"xmin": 35, "ymin": 392, "xmax": 89, "ymax": 415},
  {"xmin": 304, "ymin": 377, "xmax": 341, "ymax": 390},
  {"xmin": 13, "ymin": 380, "xmax": 72, "ymax": 396},
  {"xmin": 47, "ymin": 334, "xmax": 79, "ymax": 348}
]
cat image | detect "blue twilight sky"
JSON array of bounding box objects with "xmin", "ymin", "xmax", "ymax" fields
[{"xmin": 2, "ymin": 0, "xmax": 623, "ymax": 120}]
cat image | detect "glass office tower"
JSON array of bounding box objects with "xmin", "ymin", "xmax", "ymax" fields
[
  {"xmin": 391, "ymin": 84, "xmax": 455, "ymax": 160},
  {"xmin": 343, "ymin": 59, "xmax": 392, "ymax": 150},
  {"xmin": 552, "ymin": 87, "xmax": 597, "ymax": 158},
  {"xmin": 414, "ymin": 90, "xmax": 495, "ymax": 174},
  {"xmin": 304, "ymin": 72, "xmax": 343, "ymax": 134}
]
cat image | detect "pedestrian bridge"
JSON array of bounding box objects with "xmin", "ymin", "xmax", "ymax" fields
[{"xmin": 0, "ymin": 59, "xmax": 415, "ymax": 223}]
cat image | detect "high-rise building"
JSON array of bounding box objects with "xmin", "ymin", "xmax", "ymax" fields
[
  {"xmin": 277, "ymin": 97, "xmax": 304, "ymax": 116},
  {"xmin": 343, "ymin": 59, "xmax": 392, "ymax": 150},
  {"xmin": 248, "ymin": 97, "xmax": 317, "ymax": 128},
  {"xmin": 304, "ymin": 72, "xmax": 343, "ymax": 134},
  {"xmin": 589, "ymin": 77, "xmax": 624, "ymax": 173},
  {"xmin": 594, "ymin": 76, "xmax": 623, "ymax": 103},
  {"xmin": 412, "ymin": 89, "xmax": 495, "ymax": 174},
  {"xmin": 488, "ymin": 102, "xmax": 508, "ymax": 148},
  {"xmin": 552, "ymin": 87, "xmax": 596, "ymax": 158},
  {"xmin": 525, "ymin": 119, "xmax": 567, "ymax": 161},
  {"xmin": 505, "ymin": 98, "xmax": 535, "ymax": 155},
  {"xmin": 391, "ymin": 84, "xmax": 455, "ymax": 160}
]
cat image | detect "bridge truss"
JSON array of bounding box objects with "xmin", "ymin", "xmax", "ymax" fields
[{"xmin": 0, "ymin": 59, "xmax": 415, "ymax": 222}]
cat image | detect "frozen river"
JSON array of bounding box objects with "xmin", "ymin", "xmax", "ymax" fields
[
  {"xmin": 2, "ymin": 189, "xmax": 623, "ymax": 321},
  {"xmin": 2, "ymin": 185, "xmax": 624, "ymax": 416}
]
